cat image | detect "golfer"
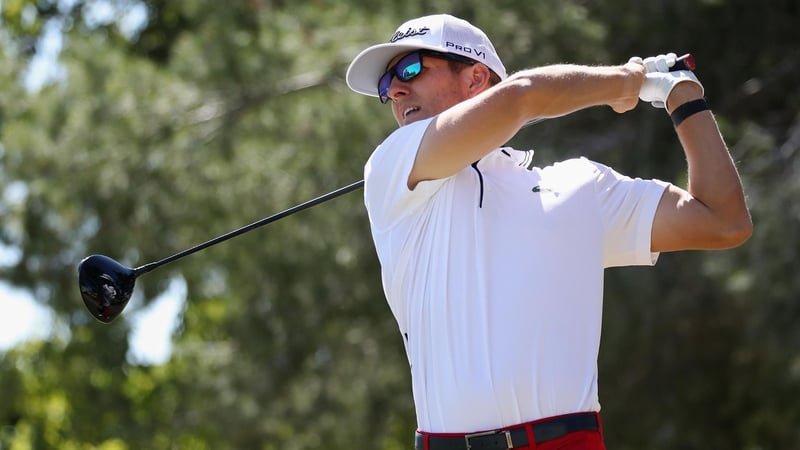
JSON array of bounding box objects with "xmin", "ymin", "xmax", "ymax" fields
[{"xmin": 346, "ymin": 14, "xmax": 751, "ymax": 450}]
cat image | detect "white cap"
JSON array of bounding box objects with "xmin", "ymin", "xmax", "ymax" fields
[{"xmin": 346, "ymin": 14, "xmax": 508, "ymax": 98}]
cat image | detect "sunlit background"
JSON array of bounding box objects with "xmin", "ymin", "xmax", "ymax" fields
[
  {"xmin": 0, "ymin": 1, "xmax": 177, "ymax": 364},
  {"xmin": 1, "ymin": 0, "xmax": 797, "ymax": 448}
]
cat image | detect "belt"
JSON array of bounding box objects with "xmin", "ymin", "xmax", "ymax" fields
[{"xmin": 415, "ymin": 412, "xmax": 599, "ymax": 450}]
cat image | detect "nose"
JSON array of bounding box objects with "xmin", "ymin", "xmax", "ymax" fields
[{"xmin": 387, "ymin": 76, "xmax": 410, "ymax": 102}]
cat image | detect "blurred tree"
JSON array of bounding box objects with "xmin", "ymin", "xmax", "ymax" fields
[{"xmin": 0, "ymin": 0, "xmax": 797, "ymax": 448}]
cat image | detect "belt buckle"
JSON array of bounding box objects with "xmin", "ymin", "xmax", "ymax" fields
[{"xmin": 464, "ymin": 429, "xmax": 514, "ymax": 449}]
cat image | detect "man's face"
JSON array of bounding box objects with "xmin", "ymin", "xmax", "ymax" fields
[{"xmin": 382, "ymin": 51, "xmax": 473, "ymax": 127}]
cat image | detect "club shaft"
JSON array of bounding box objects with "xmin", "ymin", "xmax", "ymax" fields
[
  {"xmin": 671, "ymin": 53, "xmax": 695, "ymax": 71},
  {"xmin": 133, "ymin": 179, "xmax": 364, "ymax": 276}
]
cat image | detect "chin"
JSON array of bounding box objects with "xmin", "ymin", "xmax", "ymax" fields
[{"xmin": 400, "ymin": 113, "xmax": 431, "ymax": 127}]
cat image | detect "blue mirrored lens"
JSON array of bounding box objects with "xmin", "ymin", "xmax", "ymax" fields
[
  {"xmin": 400, "ymin": 61, "xmax": 422, "ymax": 81},
  {"xmin": 378, "ymin": 52, "xmax": 423, "ymax": 103}
]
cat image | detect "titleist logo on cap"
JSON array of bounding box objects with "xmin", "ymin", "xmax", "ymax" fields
[{"xmin": 390, "ymin": 26, "xmax": 430, "ymax": 42}]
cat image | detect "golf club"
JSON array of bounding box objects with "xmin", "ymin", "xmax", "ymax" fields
[
  {"xmin": 670, "ymin": 53, "xmax": 695, "ymax": 71},
  {"xmin": 78, "ymin": 53, "xmax": 695, "ymax": 324},
  {"xmin": 78, "ymin": 179, "xmax": 364, "ymax": 323}
]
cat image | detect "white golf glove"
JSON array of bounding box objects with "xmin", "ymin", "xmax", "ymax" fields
[{"xmin": 629, "ymin": 53, "xmax": 704, "ymax": 109}]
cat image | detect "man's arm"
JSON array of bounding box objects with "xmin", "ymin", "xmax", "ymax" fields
[
  {"xmin": 651, "ymin": 82, "xmax": 753, "ymax": 251},
  {"xmin": 409, "ymin": 63, "xmax": 646, "ymax": 188}
]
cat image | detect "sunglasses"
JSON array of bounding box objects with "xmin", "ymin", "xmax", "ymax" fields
[{"xmin": 378, "ymin": 50, "xmax": 477, "ymax": 103}]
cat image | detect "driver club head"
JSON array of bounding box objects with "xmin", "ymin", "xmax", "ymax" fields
[{"xmin": 78, "ymin": 254, "xmax": 138, "ymax": 323}]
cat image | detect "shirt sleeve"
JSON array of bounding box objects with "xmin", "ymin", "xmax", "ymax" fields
[
  {"xmin": 364, "ymin": 117, "xmax": 448, "ymax": 232},
  {"xmin": 592, "ymin": 160, "xmax": 669, "ymax": 268}
]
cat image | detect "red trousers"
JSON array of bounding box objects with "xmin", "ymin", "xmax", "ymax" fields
[
  {"xmin": 526, "ymin": 428, "xmax": 605, "ymax": 449},
  {"xmin": 416, "ymin": 412, "xmax": 606, "ymax": 450}
]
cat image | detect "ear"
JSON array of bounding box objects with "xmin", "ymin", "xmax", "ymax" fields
[{"xmin": 465, "ymin": 63, "xmax": 492, "ymax": 96}]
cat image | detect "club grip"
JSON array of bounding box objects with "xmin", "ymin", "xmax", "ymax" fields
[{"xmin": 670, "ymin": 53, "xmax": 696, "ymax": 71}]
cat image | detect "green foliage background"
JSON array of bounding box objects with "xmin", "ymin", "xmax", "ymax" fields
[{"xmin": 0, "ymin": 0, "xmax": 798, "ymax": 448}]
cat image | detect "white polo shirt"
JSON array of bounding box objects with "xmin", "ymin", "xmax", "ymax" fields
[{"xmin": 364, "ymin": 117, "xmax": 668, "ymax": 433}]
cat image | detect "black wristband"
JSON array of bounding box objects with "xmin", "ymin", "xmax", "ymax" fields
[{"xmin": 670, "ymin": 98, "xmax": 709, "ymax": 128}]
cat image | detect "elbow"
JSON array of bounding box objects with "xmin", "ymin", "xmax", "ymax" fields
[
  {"xmin": 502, "ymin": 71, "xmax": 562, "ymax": 122},
  {"xmin": 500, "ymin": 74, "xmax": 540, "ymax": 122},
  {"xmin": 717, "ymin": 213, "xmax": 753, "ymax": 249},
  {"xmin": 734, "ymin": 215, "xmax": 754, "ymax": 246}
]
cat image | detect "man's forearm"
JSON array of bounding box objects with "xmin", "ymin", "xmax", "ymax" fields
[
  {"xmin": 410, "ymin": 63, "xmax": 645, "ymax": 188},
  {"xmin": 512, "ymin": 63, "xmax": 644, "ymax": 119},
  {"xmin": 667, "ymin": 83, "xmax": 752, "ymax": 246}
]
